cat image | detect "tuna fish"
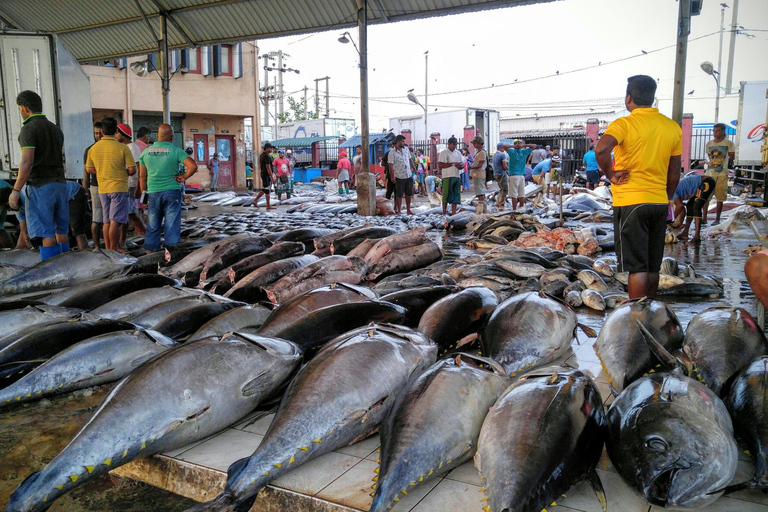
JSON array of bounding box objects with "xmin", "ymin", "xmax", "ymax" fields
[
  {"xmin": 418, "ymin": 287, "xmax": 499, "ymax": 354},
  {"xmin": 0, "ymin": 249, "xmax": 42, "ymax": 268},
  {"xmin": 152, "ymin": 302, "xmax": 243, "ymax": 339},
  {"xmin": 366, "ymin": 242, "xmax": 443, "ymax": 281},
  {"xmin": 371, "ymin": 354, "xmax": 511, "ymax": 512},
  {"xmin": 263, "ymin": 256, "xmax": 367, "ymax": 304},
  {"xmin": 126, "ymin": 295, "xmax": 215, "ymax": 329},
  {"xmin": 52, "ymin": 274, "xmax": 178, "ymax": 311},
  {"xmin": 186, "ymin": 323, "xmax": 436, "ymax": 512},
  {"xmin": 345, "ymin": 238, "xmax": 383, "ymax": 259},
  {"xmin": 5, "ymin": 333, "xmax": 302, "ymax": 512},
  {"xmin": 0, "ymin": 320, "xmax": 135, "ymax": 387},
  {"xmin": 0, "ymin": 330, "xmax": 177, "ymax": 408},
  {"xmin": 594, "ymin": 298, "xmax": 684, "ymax": 394},
  {"xmin": 363, "ymin": 228, "xmax": 429, "ymax": 268},
  {"xmin": 493, "ymin": 259, "xmax": 547, "ymax": 278},
  {"xmin": 161, "ymin": 233, "xmax": 252, "ymax": 280},
  {"xmin": 581, "ymin": 289, "xmax": 606, "ymax": 311},
  {"xmin": 606, "ymin": 369, "xmax": 738, "ymax": 508},
  {"xmin": 188, "ymin": 306, "xmax": 273, "ymax": 341},
  {"xmin": 475, "ymin": 368, "xmax": 606, "ymax": 512},
  {"xmin": 0, "ymin": 305, "xmax": 84, "ymax": 339},
  {"xmin": 329, "ymin": 227, "xmax": 398, "ymax": 256},
  {"xmin": 577, "ymin": 269, "xmax": 608, "ymax": 292},
  {"xmin": 223, "ymin": 255, "xmax": 319, "ymax": 302},
  {"xmin": 380, "ymin": 286, "xmax": 459, "ymax": 327},
  {"xmin": 270, "ymin": 301, "xmax": 407, "ymax": 353},
  {"xmin": 481, "ymin": 291, "xmax": 592, "ymax": 376},
  {"xmin": 199, "ymin": 236, "xmax": 272, "ymax": 281},
  {"xmin": 725, "ymin": 356, "xmax": 768, "ymax": 490},
  {"xmin": 258, "ymin": 283, "xmax": 377, "ymax": 335},
  {"xmin": 89, "ymin": 286, "xmax": 200, "ymax": 320},
  {"xmin": 227, "ymin": 241, "xmax": 305, "ymax": 284},
  {"xmin": 0, "ymin": 250, "xmax": 137, "ymax": 297}
]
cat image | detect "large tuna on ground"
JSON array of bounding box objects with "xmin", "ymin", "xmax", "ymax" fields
[
  {"xmin": 418, "ymin": 287, "xmax": 498, "ymax": 354},
  {"xmin": 606, "ymin": 369, "xmax": 738, "ymax": 508},
  {"xmin": 594, "ymin": 298, "xmax": 684, "ymax": 394},
  {"xmin": 5, "ymin": 333, "xmax": 302, "ymax": 512},
  {"xmin": 475, "ymin": 368, "xmax": 606, "ymax": 512},
  {"xmin": 370, "ymin": 354, "xmax": 510, "ymax": 512},
  {"xmin": 186, "ymin": 323, "xmax": 436, "ymax": 512}
]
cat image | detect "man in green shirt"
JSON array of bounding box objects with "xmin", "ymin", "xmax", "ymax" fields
[{"xmin": 138, "ymin": 124, "xmax": 197, "ymax": 253}]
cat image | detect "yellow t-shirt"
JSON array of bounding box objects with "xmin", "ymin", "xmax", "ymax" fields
[
  {"xmin": 86, "ymin": 136, "xmax": 136, "ymax": 194},
  {"xmin": 604, "ymin": 107, "xmax": 682, "ymax": 207}
]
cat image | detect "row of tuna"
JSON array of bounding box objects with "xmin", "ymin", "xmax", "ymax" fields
[{"xmin": 2, "ymin": 268, "xmax": 766, "ymax": 512}]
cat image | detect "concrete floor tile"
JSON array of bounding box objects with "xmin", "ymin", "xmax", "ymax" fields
[
  {"xmin": 239, "ymin": 412, "xmax": 275, "ymax": 436},
  {"xmin": 177, "ymin": 428, "xmax": 263, "ymax": 472},
  {"xmin": 595, "ymin": 469, "xmax": 651, "ymax": 512},
  {"xmin": 410, "ymin": 477, "xmax": 482, "ymax": 512},
  {"xmin": 557, "ymin": 479, "xmax": 611, "ymax": 512},
  {"xmin": 727, "ymin": 457, "xmax": 768, "ymax": 506},
  {"xmin": 444, "ymin": 460, "xmax": 482, "ymax": 487},
  {"xmin": 334, "ymin": 432, "xmax": 380, "ymax": 459},
  {"xmin": 163, "ymin": 430, "xmax": 220, "ymax": 458},
  {"xmin": 597, "ymin": 450, "xmax": 618, "ymax": 473},
  {"xmin": 315, "ymin": 459, "xmax": 378, "ymax": 511},
  {"xmin": 651, "ymin": 496, "xmax": 768, "ymax": 511},
  {"xmin": 271, "ymin": 451, "xmax": 361, "ymax": 497}
]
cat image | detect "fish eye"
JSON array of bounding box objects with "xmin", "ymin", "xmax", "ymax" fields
[{"xmin": 644, "ymin": 436, "xmax": 669, "ymax": 453}]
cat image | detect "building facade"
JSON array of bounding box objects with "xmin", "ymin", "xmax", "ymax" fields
[{"xmin": 83, "ymin": 42, "xmax": 259, "ymax": 190}]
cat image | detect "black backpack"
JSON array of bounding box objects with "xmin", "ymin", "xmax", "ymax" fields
[{"xmin": 483, "ymin": 150, "xmax": 493, "ymax": 182}]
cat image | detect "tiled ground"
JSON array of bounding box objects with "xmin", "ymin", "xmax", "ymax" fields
[{"xmin": 115, "ymin": 331, "xmax": 768, "ymax": 512}]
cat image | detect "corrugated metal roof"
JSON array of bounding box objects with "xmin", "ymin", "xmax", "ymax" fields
[
  {"xmin": 340, "ymin": 132, "xmax": 391, "ymax": 148},
  {"xmin": 0, "ymin": 0, "xmax": 557, "ymax": 62},
  {"xmin": 268, "ymin": 136, "xmax": 338, "ymax": 148}
]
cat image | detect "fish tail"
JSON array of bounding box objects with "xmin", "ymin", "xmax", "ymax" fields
[{"xmin": 5, "ymin": 470, "xmax": 50, "ymax": 512}]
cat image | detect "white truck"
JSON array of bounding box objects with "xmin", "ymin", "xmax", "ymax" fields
[
  {"xmin": 734, "ymin": 80, "xmax": 768, "ymax": 207},
  {"xmin": 389, "ymin": 108, "xmax": 501, "ymax": 150},
  {"xmin": 275, "ymin": 118, "xmax": 356, "ymax": 141},
  {"xmin": 0, "ymin": 32, "xmax": 93, "ymax": 181}
]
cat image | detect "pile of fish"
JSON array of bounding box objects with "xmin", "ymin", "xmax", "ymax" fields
[{"xmin": 0, "ymin": 211, "xmax": 761, "ymax": 512}]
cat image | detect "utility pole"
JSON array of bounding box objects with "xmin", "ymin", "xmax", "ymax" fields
[
  {"xmin": 277, "ymin": 51, "xmax": 284, "ymax": 116},
  {"xmin": 725, "ymin": 0, "xmax": 739, "ymax": 94},
  {"xmin": 424, "ymin": 51, "xmax": 429, "ymax": 143},
  {"xmin": 671, "ymin": 0, "xmax": 692, "ymax": 125},
  {"xmin": 314, "ymin": 76, "xmax": 330, "ymax": 118},
  {"xmin": 273, "ymin": 77, "xmax": 278, "ymax": 133},
  {"xmin": 262, "ymin": 62, "xmax": 269, "ymax": 130},
  {"xmin": 304, "ymin": 86, "xmax": 308, "ymax": 118}
]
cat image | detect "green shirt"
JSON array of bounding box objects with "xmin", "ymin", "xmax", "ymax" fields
[{"xmin": 139, "ymin": 142, "xmax": 189, "ymax": 193}]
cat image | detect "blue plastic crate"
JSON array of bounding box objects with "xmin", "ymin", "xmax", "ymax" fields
[{"xmin": 294, "ymin": 168, "xmax": 321, "ymax": 183}]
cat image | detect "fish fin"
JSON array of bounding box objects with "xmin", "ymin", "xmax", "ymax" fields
[
  {"xmin": 241, "ymin": 371, "xmax": 269, "ymax": 397},
  {"xmin": 635, "ymin": 320, "xmax": 685, "ymax": 372},
  {"xmin": 712, "ymin": 480, "xmax": 757, "ymax": 495},
  {"xmin": 586, "ymin": 468, "xmax": 607, "ymax": 512},
  {"xmin": 578, "ymin": 323, "xmax": 597, "ymax": 338},
  {"xmin": 608, "ymin": 382, "xmax": 620, "ymax": 397},
  {"xmin": 455, "ymin": 332, "xmax": 478, "ymax": 349},
  {"xmin": 455, "ymin": 353, "xmax": 507, "ymax": 376}
]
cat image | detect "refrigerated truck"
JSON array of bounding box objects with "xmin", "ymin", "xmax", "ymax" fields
[
  {"xmin": 0, "ymin": 31, "xmax": 93, "ymax": 181},
  {"xmin": 389, "ymin": 108, "xmax": 501, "ymax": 150}
]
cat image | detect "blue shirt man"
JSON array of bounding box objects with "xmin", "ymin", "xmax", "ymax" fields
[
  {"xmin": 503, "ymin": 139, "xmax": 537, "ymax": 210},
  {"xmin": 533, "ymin": 158, "xmax": 551, "ymax": 177},
  {"xmin": 583, "ymin": 149, "xmax": 599, "ymax": 171},
  {"xmin": 672, "ymin": 174, "xmax": 703, "ymax": 201}
]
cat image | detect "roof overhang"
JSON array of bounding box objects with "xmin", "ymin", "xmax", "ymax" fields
[{"xmin": 0, "ymin": 0, "xmax": 557, "ymax": 62}]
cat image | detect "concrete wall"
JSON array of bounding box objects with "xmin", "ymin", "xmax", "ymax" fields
[{"xmin": 83, "ymin": 43, "xmax": 260, "ymax": 190}]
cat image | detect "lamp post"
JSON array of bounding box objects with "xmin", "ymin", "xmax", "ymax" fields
[{"xmin": 701, "ymin": 61, "xmax": 721, "ymax": 124}]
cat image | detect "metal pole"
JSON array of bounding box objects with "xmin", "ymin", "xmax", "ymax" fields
[
  {"xmin": 717, "ymin": 5, "xmax": 726, "ymax": 91},
  {"xmin": 159, "ymin": 13, "xmax": 170, "ymax": 124},
  {"xmin": 325, "ymin": 77, "xmax": 330, "ymax": 118},
  {"xmin": 273, "ymin": 77, "xmax": 277, "ymax": 135},
  {"xmin": 277, "ymin": 50, "xmax": 284, "ymax": 116},
  {"xmin": 304, "ymin": 86, "xmax": 308, "ymax": 119},
  {"xmin": 315, "ymin": 79, "xmax": 320, "ymax": 118},
  {"xmin": 714, "ymin": 75, "xmax": 721, "ymax": 124},
  {"xmin": 262, "ymin": 62, "xmax": 269, "ymax": 131},
  {"xmin": 725, "ymin": 0, "xmax": 739, "ymax": 94},
  {"xmin": 671, "ymin": 0, "xmax": 691, "ymax": 125},
  {"xmin": 424, "ymin": 51, "xmax": 428, "ymax": 143}
]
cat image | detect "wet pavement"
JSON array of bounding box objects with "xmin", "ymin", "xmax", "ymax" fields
[{"xmin": 0, "ymin": 190, "xmax": 764, "ymax": 511}]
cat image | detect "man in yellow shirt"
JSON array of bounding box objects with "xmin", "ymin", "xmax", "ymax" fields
[
  {"xmin": 596, "ymin": 75, "xmax": 682, "ymax": 299},
  {"xmin": 85, "ymin": 117, "xmax": 136, "ymax": 251}
]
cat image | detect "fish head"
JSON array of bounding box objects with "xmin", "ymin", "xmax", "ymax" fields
[{"xmin": 620, "ymin": 404, "xmax": 736, "ymax": 508}]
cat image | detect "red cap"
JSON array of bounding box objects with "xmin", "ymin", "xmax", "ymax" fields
[{"xmin": 117, "ymin": 123, "xmax": 133, "ymax": 138}]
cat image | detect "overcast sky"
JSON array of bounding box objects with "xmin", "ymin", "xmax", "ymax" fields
[{"xmin": 257, "ymin": 0, "xmax": 768, "ymax": 130}]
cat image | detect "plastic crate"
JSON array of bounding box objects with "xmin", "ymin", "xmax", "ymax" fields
[{"xmin": 293, "ymin": 168, "xmax": 321, "ymax": 183}]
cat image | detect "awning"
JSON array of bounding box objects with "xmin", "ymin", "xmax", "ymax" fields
[
  {"xmin": 268, "ymin": 136, "xmax": 338, "ymax": 148},
  {"xmin": 340, "ymin": 132, "xmax": 392, "ymax": 148},
  {"xmin": 0, "ymin": 0, "xmax": 556, "ymax": 62}
]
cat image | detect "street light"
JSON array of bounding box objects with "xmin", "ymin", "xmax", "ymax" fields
[
  {"xmin": 338, "ymin": 32, "xmax": 359, "ymax": 55},
  {"xmin": 700, "ymin": 60, "xmax": 721, "ymax": 124}
]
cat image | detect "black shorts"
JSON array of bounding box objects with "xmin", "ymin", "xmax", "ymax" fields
[
  {"xmin": 260, "ymin": 170, "xmax": 271, "ymax": 193},
  {"xmin": 68, "ymin": 186, "xmax": 87, "ymax": 236},
  {"xmin": 586, "ymin": 170, "xmax": 600, "ymax": 184},
  {"xmin": 395, "ymin": 177, "xmax": 414, "ymax": 198},
  {"xmin": 685, "ymin": 176, "xmax": 716, "ymax": 219},
  {"xmin": 614, "ymin": 204, "xmax": 668, "ymax": 273}
]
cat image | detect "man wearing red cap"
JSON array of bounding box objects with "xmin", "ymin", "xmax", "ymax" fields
[
  {"xmin": 116, "ymin": 123, "xmax": 146, "ymax": 242},
  {"xmin": 337, "ymin": 150, "xmax": 351, "ymax": 195},
  {"xmin": 85, "ymin": 117, "xmax": 136, "ymax": 252}
]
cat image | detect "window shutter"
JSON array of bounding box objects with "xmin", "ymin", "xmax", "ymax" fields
[
  {"xmin": 118, "ymin": 58, "xmax": 126, "ymax": 69},
  {"xmin": 212, "ymin": 45, "xmax": 222, "ymax": 77},
  {"xmin": 147, "ymin": 53, "xmax": 157, "ymax": 72},
  {"xmin": 181, "ymin": 49, "xmax": 189, "ymax": 68},
  {"xmin": 202, "ymin": 46, "xmax": 212, "ymax": 75},
  {"xmin": 233, "ymin": 43, "xmax": 243, "ymax": 78}
]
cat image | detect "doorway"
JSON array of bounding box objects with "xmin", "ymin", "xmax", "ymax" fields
[{"xmin": 214, "ymin": 135, "xmax": 235, "ymax": 188}]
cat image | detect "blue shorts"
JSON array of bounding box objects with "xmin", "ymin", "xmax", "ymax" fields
[
  {"xmin": 586, "ymin": 170, "xmax": 600, "ymax": 184},
  {"xmin": 99, "ymin": 192, "xmax": 130, "ymax": 224},
  {"xmin": 24, "ymin": 181, "xmax": 69, "ymax": 239}
]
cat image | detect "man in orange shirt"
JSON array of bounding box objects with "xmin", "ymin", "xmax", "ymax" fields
[{"xmin": 597, "ymin": 75, "xmax": 682, "ymax": 299}]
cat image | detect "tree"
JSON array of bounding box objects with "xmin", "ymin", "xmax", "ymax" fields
[{"xmin": 277, "ymin": 96, "xmax": 317, "ymax": 123}]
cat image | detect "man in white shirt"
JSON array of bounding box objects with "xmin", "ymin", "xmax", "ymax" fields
[
  {"xmin": 438, "ymin": 136, "xmax": 464, "ymax": 215},
  {"xmin": 468, "ymin": 136, "xmax": 488, "ymax": 214},
  {"xmin": 388, "ymin": 134, "xmax": 416, "ymax": 215}
]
